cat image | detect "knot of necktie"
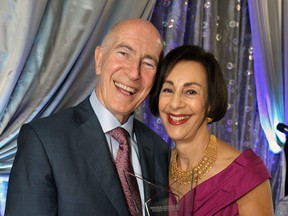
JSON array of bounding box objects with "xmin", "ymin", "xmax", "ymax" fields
[{"xmin": 108, "ymin": 127, "xmax": 129, "ymax": 147}]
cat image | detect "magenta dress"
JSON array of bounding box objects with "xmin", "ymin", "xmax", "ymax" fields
[{"xmin": 169, "ymin": 149, "xmax": 271, "ymax": 216}]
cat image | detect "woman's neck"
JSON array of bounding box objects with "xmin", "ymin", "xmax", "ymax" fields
[{"xmin": 173, "ymin": 131, "xmax": 210, "ymax": 170}]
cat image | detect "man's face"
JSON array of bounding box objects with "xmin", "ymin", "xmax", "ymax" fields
[{"xmin": 95, "ymin": 21, "xmax": 162, "ymax": 123}]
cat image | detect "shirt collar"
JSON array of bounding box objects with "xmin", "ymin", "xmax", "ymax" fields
[{"xmin": 89, "ymin": 90, "xmax": 134, "ymax": 136}]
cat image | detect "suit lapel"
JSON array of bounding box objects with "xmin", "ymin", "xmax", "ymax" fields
[
  {"xmin": 134, "ymin": 122, "xmax": 154, "ymax": 202},
  {"xmin": 134, "ymin": 121, "xmax": 169, "ymax": 211},
  {"xmin": 76, "ymin": 100, "xmax": 129, "ymax": 215}
]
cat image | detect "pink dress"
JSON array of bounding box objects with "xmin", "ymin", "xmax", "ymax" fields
[{"xmin": 169, "ymin": 149, "xmax": 271, "ymax": 216}]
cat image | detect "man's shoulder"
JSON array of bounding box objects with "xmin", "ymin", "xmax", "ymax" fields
[{"xmin": 29, "ymin": 97, "xmax": 93, "ymax": 128}]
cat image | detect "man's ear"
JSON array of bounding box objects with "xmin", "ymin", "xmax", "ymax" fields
[{"xmin": 95, "ymin": 46, "xmax": 102, "ymax": 76}]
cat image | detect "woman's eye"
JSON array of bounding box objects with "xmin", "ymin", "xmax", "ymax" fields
[
  {"xmin": 187, "ymin": 90, "xmax": 196, "ymax": 95},
  {"xmin": 162, "ymin": 88, "xmax": 173, "ymax": 93}
]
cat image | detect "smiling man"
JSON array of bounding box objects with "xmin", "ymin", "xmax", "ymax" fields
[
  {"xmin": 94, "ymin": 19, "xmax": 162, "ymax": 124},
  {"xmin": 5, "ymin": 19, "xmax": 170, "ymax": 216}
]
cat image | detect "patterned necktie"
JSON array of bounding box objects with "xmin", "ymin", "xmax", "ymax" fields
[{"xmin": 108, "ymin": 127, "xmax": 142, "ymax": 216}]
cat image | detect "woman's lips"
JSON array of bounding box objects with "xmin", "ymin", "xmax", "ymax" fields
[{"xmin": 168, "ymin": 114, "xmax": 191, "ymax": 125}]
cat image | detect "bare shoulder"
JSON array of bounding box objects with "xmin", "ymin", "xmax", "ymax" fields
[
  {"xmin": 198, "ymin": 137, "xmax": 242, "ymax": 182},
  {"xmin": 215, "ymin": 139, "xmax": 241, "ymax": 167}
]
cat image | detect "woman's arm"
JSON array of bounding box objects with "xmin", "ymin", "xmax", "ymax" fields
[{"xmin": 237, "ymin": 179, "xmax": 274, "ymax": 216}]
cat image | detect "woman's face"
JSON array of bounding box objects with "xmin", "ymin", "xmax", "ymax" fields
[{"xmin": 158, "ymin": 60, "xmax": 209, "ymax": 142}]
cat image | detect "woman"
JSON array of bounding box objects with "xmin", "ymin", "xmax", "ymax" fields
[{"xmin": 149, "ymin": 45, "xmax": 274, "ymax": 215}]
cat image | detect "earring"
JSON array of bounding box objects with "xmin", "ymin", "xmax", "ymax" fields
[{"xmin": 207, "ymin": 117, "xmax": 213, "ymax": 123}]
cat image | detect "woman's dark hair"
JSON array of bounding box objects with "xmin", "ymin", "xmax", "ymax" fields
[{"xmin": 149, "ymin": 45, "xmax": 228, "ymax": 123}]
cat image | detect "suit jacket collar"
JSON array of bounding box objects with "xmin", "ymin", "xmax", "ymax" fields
[
  {"xmin": 76, "ymin": 98, "xmax": 156, "ymax": 215},
  {"xmin": 134, "ymin": 122, "xmax": 154, "ymax": 201},
  {"xmin": 76, "ymin": 98, "xmax": 130, "ymax": 215}
]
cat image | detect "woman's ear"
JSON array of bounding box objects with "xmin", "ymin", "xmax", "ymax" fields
[{"xmin": 206, "ymin": 104, "xmax": 211, "ymax": 115}]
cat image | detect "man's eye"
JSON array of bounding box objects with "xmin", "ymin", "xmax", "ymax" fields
[
  {"xmin": 142, "ymin": 61, "xmax": 156, "ymax": 69},
  {"xmin": 144, "ymin": 62, "xmax": 153, "ymax": 67},
  {"xmin": 118, "ymin": 51, "xmax": 128, "ymax": 56},
  {"xmin": 142, "ymin": 59, "xmax": 157, "ymax": 69}
]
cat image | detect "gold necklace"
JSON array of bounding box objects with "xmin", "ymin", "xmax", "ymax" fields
[{"xmin": 170, "ymin": 134, "xmax": 217, "ymax": 185}]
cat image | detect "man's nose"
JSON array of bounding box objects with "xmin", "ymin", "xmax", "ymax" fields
[{"xmin": 128, "ymin": 63, "xmax": 142, "ymax": 80}]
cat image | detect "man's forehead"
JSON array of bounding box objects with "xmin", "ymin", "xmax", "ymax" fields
[{"xmin": 112, "ymin": 42, "xmax": 160, "ymax": 63}]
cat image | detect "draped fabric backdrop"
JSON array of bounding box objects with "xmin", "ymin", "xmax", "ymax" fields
[{"xmin": 0, "ymin": 0, "xmax": 287, "ymax": 215}]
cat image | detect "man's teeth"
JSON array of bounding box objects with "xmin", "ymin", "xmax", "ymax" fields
[
  {"xmin": 169, "ymin": 115, "xmax": 190, "ymax": 121},
  {"xmin": 115, "ymin": 82, "xmax": 136, "ymax": 94}
]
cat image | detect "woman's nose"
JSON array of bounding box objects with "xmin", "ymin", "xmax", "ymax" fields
[{"xmin": 169, "ymin": 93, "xmax": 185, "ymax": 110}]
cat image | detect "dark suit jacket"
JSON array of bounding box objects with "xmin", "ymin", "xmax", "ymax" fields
[{"xmin": 5, "ymin": 98, "xmax": 170, "ymax": 216}]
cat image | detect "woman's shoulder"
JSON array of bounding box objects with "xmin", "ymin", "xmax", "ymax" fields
[
  {"xmin": 215, "ymin": 139, "xmax": 241, "ymax": 169},
  {"xmin": 216, "ymin": 140, "xmax": 270, "ymax": 180}
]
